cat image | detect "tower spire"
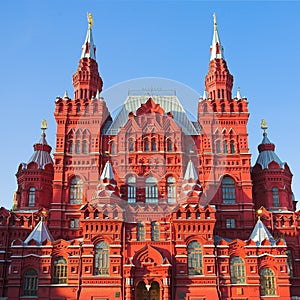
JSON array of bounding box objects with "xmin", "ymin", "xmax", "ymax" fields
[
  {"xmin": 210, "ymin": 13, "xmax": 224, "ymax": 61},
  {"xmin": 81, "ymin": 13, "xmax": 96, "ymax": 60}
]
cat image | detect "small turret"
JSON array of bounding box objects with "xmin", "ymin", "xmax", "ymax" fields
[
  {"xmin": 252, "ymin": 120, "xmax": 295, "ymax": 211},
  {"xmin": 15, "ymin": 121, "xmax": 54, "ymax": 210}
]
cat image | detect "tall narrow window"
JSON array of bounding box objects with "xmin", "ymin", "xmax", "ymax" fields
[
  {"xmin": 216, "ymin": 140, "xmax": 221, "ymax": 154},
  {"xmin": 137, "ymin": 222, "xmax": 145, "ymax": 241},
  {"xmin": 23, "ymin": 268, "xmax": 38, "ymax": 296},
  {"xmin": 75, "ymin": 141, "xmax": 80, "ymax": 154},
  {"xmin": 230, "ymin": 140, "xmax": 235, "ymax": 153},
  {"xmin": 151, "ymin": 221, "xmax": 160, "ymax": 241},
  {"xmin": 69, "ymin": 177, "xmax": 83, "ymax": 204},
  {"xmin": 93, "ymin": 102, "xmax": 98, "ymax": 113},
  {"xmin": 230, "ymin": 257, "xmax": 245, "ymax": 284},
  {"xmin": 260, "ymin": 268, "xmax": 276, "ymax": 296},
  {"xmin": 221, "ymin": 103, "xmax": 225, "ymax": 112},
  {"xmin": 151, "ymin": 139, "xmax": 157, "ymax": 151},
  {"xmin": 286, "ymin": 250, "xmax": 294, "ymax": 277},
  {"xmin": 145, "ymin": 177, "xmax": 158, "ymax": 203},
  {"xmin": 76, "ymin": 103, "xmax": 81, "ymax": 113},
  {"xmin": 188, "ymin": 241, "xmax": 203, "ymax": 275},
  {"xmin": 69, "ymin": 141, "xmax": 73, "ymax": 153},
  {"xmin": 167, "ymin": 176, "xmax": 176, "ymax": 203},
  {"xmin": 167, "ymin": 139, "xmax": 172, "ymax": 152},
  {"xmin": 144, "ymin": 139, "xmax": 149, "ymax": 152},
  {"xmin": 110, "ymin": 142, "xmax": 115, "ymax": 154},
  {"xmin": 222, "ymin": 177, "xmax": 236, "ymax": 204},
  {"xmin": 82, "ymin": 140, "xmax": 88, "ymax": 154},
  {"xmin": 223, "ymin": 140, "xmax": 228, "ymax": 153},
  {"xmin": 28, "ymin": 187, "xmax": 35, "ymax": 207},
  {"xmin": 127, "ymin": 176, "xmax": 136, "ymax": 203},
  {"xmin": 129, "ymin": 140, "xmax": 134, "ymax": 152},
  {"xmin": 94, "ymin": 241, "xmax": 109, "ymax": 275},
  {"xmin": 272, "ymin": 187, "xmax": 280, "ymax": 207},
  {"xmin": 226, "ymin": 218, "xmax": 236, "ymax": 228},
  {"xmin": 53, "ymin": 257, "xmax": 67, "ymax": 284}
]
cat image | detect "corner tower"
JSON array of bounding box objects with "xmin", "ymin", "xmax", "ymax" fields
[
  {"xmin": 197, "ymin": 14, "xmax": 254, "ymax": 240},
  {"xmin": 51, "ymin": 14, "xmax": 110, "ymax": 239}
]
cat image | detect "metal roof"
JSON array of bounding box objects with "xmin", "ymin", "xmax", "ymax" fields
[
  {"xmin": 27, "ymin": 133, "xmax": 53, "ymax": 169},
  {"xmin": 103, "ymin": 95, "xmax": 201, "ymax": 136},
  {"xmin": 184, "ymin": 160, "xmax": 198, "ymax": 180},
  {"xmin": 24, "ymin": 220, "xmax": 54, "ymax": 245},
  {"xmin": 249, "ymin": 219, "xmax": 277, "ymax": 246}
]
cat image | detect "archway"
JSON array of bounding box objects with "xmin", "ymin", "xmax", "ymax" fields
[{"xmin": 135, "ymin": 281, "xmax": 160, "ymax": 300}]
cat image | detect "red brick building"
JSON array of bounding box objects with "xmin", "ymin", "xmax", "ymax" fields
[{"xmin": 0, "ymin": 14, "xmax": 297, "ymax": 300}]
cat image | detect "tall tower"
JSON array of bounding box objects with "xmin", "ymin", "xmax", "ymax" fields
[
  {"xmin": 198, "ymin": 14, "xmax": 254, "ymax": 239},
  {"xmin": 50, "ymin": 14, "xmax": 110, "ymax": 239}
]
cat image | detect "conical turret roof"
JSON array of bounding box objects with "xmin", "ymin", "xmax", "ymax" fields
[{"xmin": 24, "ymin": 219, "xmax": 54, "ymax": 245}]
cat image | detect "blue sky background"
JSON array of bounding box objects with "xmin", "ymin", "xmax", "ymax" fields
[{"xmin": 0, "ymin": 1, "xmax": 299, "ymax": 209}]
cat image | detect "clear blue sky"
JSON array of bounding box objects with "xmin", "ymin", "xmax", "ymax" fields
[{"xmin": 0, "ymin": 1, "xmax": 300, "ymax": 209}]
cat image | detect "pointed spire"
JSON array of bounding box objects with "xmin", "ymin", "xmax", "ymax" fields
[
  {"xmin": 28, "ymin": 120, "xmax": 53, "ymax": 168},
  {"xmin": 210, "ymin": 13, "xmax": 224, "ymax": 61},
  {"xmin": 100, "ymin": 161, "xmax": 115, "ymax": 181},
  {"xmin": 202, "ymin": 90, "xmax": 208, "ymax": 100},
  {"xmin": 236, "ymin": 87, "xmax": 242, "ymax": 100},
  {"xmin": 255, "ymin": 120, "xmax": 284, "ymax": 169},
  {"xmin": 63, "ymin": 90, "xmax": 69, "ymax": 99},
  {"xmin": 249, "ymin": 219, "xmax": 276, "ymax": 246},
  {"xmin": 184, "ymin": 160, "xmax": 198, "ymax": 180},
  {"xmin": 81, "ymin": 13, "xmax": 96, "ymax": 60},
  {"xmin": 96, "ymin": 89, "xmax": 101, "ymax": 99},
  {"xmin": 24, "ymin": 219, "xmax": 54, "ymax": 245}
]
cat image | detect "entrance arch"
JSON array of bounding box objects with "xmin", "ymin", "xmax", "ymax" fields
[{"xmin": 135, "ymin": 281, "xmax": 160, "ymax": 300}]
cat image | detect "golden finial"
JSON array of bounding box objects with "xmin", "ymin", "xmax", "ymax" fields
[
  {"xmin": 87, "ymin": 13, "xmax": 93, "ymax": 29},
  {"xmin": 213, "ymin": 12, "xmax": 217, "ymax": 31},
  {"xmin": 41, "ymin": 119, "xmax": 48, "ymax": 133},
  {"xmin": 260, "ymin": 119, "xmax": 268, "ymax": 136},
  {"xmin": 257, "ymin": 208, "xmax": 263, "ymax": 220}
]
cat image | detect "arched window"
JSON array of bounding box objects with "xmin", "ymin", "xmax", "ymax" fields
[
  {"xmin": 28, "ymin": 187, "xmax": 35, "ymax": 207},
  {"xmin": 151, "ymin": 139, "xmax": 157, "ymax": 151},
  {"xmin": 94, "ymin": 241, "xmax": 109, "ymax": 275},
  {"xmin": 110, "ymin": 142, "xmax": 115, "ymax": 154},
  {"xmin": 151, "ymin": 221, "xmax": 160, "ymax": 241},
  {"xmin": 222, "ymin": 177, "xmax": 236, "ymax": 204},
  {"xmin": 188, "ymin": 241, "xmax": 203, "ymax": 275},
  {"xmin": 260, "ymin": 268, "xmax": 276, "ymax": 296},
  {"xmin": 145, "ymin": 177, "xmax": 158, "ymax": 203},
  {"xmin": 223, "ymin": 140, "xmax": 228, "ymax": 153},
  {"xmin": 144, "ymin": 139, "xmax": 149, "ymax": 152},
  {"xmin": 221, "ymin": 103, "xmax": 225, "ymax": 112},
  {"xmin": 69, "ymin": 141, "xmax": 73, "ymax": 153},
  {"xmin": 238, "ymin": 103, "xmax": 243, "ymax": 112},
  {"xmin": 213, "ymin": 103, "xmax": 217, "ymax": 112},
  {"xmin": 67, "ymin": 104, "xmax": 72, "ymax": 113},
  {"xmin": 58, "ymin": 103, "xmax": 63, "ymax": 113},
  {"xmin": 167, "ymin": 139, "xmax": 172, "ymax": 152},
  {"xmin": 230, "ymin": 257, "xmax": 245, "ymax": 284},
  {"xmin": 127, "ymin": 176, "xmax": 136, "ymax": 203},
  {"xmin": 23, "ymin": 268, "xmax": 38, "ymax": 296},
  {"xmin": 167, "ymin": 176, "xmax": 176, "ymax": 203},
  {"xmin": 75, "ymin": 141, "xmax": 80, "ymax": 154},
  {"xmin": 82, "ymin": 140, "xmax": 88, "ymax": 154},
  {"xmin": 216, "ymin": 140, "xmax": 221, "ymax": 154},
  {"xmin": 93, "ymin": 102, "xmax": 98, "ymax": 113},
  {"xmin": 69, "ymin": 177, "xmax": 83, "ymax": 204},
  {"xmin": 137, "ymin": 222, "xmax": 145, "ymax": 241},
  {"xmin": 53, "ymin": 257, "xmax": 67, "ymax": 284},
  {"xmin": 272, "ymin": 187, "xmax": 280, "ymax": 207},
  {"xmin": 230, "ymin": 140, "xmax": 235, "ymax": 153},
  {"xmin": 128, "ymin": 140, "xmax": 134, "ymax": 152},
  {"xmin": 76, "ymin": 103, "xmax": 81, "ymax": 113},
  {"xmin": 203, "ymin": 103, "xmax": 208, "ymax": 113},
  {"xmin": 230, "ymin": 103, "xmax": 234, "ymax": 113}
]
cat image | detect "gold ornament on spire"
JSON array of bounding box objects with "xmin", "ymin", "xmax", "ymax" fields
[
  {"xmin": 41, "ymin": 119, "xmax": 48, "ymax": 133},
  {"xmin": 260, "ymin": 119, "xmax": 268, "ymax": 136},
  {"xmin": 87, "ymin": 13, "xmax": 93, "ymax": 29},
  {"xmin": 213, "ymin": 12, "xmax": 217, "ymax": 31}
]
